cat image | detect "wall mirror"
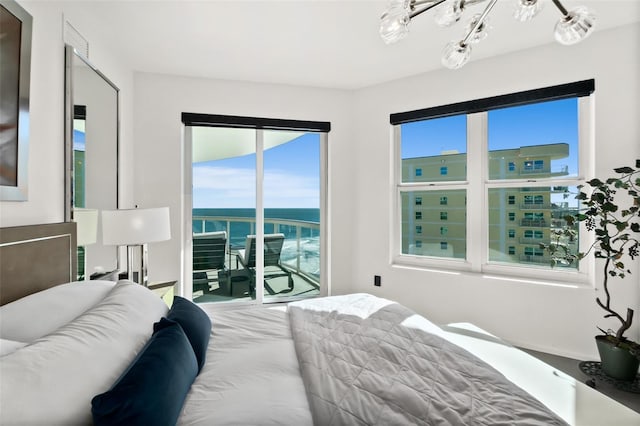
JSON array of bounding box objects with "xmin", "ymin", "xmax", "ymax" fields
[{"xmin": 64, "ymin": 44, "xmax": 119, "ymax": 280}]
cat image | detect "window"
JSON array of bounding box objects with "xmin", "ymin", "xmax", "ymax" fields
[
  {"xmin": 440, "ymin": 242, "xmax": 448, "ymax": 250},
  {"xmin": 393, "ymin": 80, "xmax": 592, "ymax": 281},
  {"xmin": 415, "ymin": 196, "xmax": 422, "ymax": 206},
  {"xmin": 440, "ymin": 226, "xmax": 448, "ymax": 235},
  {"xmin": 415, "ymin": 211, "xmax": 422, "ymax": 220},
  {"xmin": 416, "ymin": 225, "xmax": 422, "ymax": 234},
  {"xmin": 416, "ymin": 240, "xmax": 422, "ymax": 248},
  {"xmin": 415, "ymin": 168, "xmax": 422, "ymax": 177}
]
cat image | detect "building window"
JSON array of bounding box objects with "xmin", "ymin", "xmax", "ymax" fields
[
  {"xmin": 415, "ymin": 196, "xmax": 422, "ymax": 206},
  {"xmin": 415, "ymin": 240, "xmax": 422, "ymax": 248},
  {"xmin": 440, "ymin": 226, "xmax": 448, "ymax": 235},
  {"xmin": 415, "ymin": 168, "xmax": 422, "ymax": 177},
  {"xmin": 440, "ymin": 242, "xmax": 448, "ymax": 250},
  {"xmin": 416, "ymin": 225, "xmax": 422, "ymax": 234},
  {"xmin": 394, "ymin": 80, "xmax": 592, "ymax": 280},
  {"xmin": 415, "ymin": 211, "xmax": 422, "ymax": 220}
]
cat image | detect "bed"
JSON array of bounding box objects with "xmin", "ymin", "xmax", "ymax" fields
[{"xmin": 1, "ymin": 223, "xmax": 639, "ymax": 426}]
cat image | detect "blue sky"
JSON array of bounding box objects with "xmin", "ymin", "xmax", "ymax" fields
[
  {"xmin": 193, "ymin": 132, "xmax": 320, "ymax": 209},
  {"xmin": 401, "ymin": 98, "xmax": 579, "ymax": 176}
]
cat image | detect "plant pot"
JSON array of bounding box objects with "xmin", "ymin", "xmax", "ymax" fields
[{"xmin": 595, "ymin": 335, "xmax": 640, "ymax": 381}]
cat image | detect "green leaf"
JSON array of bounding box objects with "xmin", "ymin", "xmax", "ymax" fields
[
  {"xmin": 602, "ymin": 202, "xmax": 618, "ymax": 212},
  {"xmin": 588, "ymin": 178, "xmax": 604, "ymax": 186},
  {"xmin": 614, "ymin": 166, "xmax": 634, "ymax": 174}
]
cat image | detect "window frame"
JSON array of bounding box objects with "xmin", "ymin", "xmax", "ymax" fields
[{"xmin": 391, "ymin": 81, "xmax": 595, "ymax": 284}]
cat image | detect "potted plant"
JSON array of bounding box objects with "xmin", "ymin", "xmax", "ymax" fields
[{"xmin": 543, "ymin": 160, "xmax": 640, "ymax": 381}]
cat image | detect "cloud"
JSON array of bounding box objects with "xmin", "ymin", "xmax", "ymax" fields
[{"xmin": 193, "ymin": 165, "xmax": 319, "ymax": 208}]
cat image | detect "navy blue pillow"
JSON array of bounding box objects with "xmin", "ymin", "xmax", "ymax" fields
[
  {"xmin": 164, "ymin": 296, "xmax": 212, "ymax": 372},
  {"xmin": 91, "ymin": 318, "xmax": 197, "ymax": 426}
]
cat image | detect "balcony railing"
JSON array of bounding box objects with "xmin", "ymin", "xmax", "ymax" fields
[
  {"xmin": 520, "ymin": 219, "xmax": 547, "ymax": 227},
  {"xmin": 520, "ymin": 203, "xmax": 551, "ymax": 210},
  {"xmin": 193, "ymin": 215, "xmax": 320, "ymax": 284}
]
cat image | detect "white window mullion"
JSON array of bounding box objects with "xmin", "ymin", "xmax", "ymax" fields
[
  {"xmin": 255, "ymin": 130, "xmax": 264, "ymax": 305},
  {"xmin": 320, "ymin": 132, "xmax": 330, "ymax": 297},
  {"xmin": 182, "ymin": 125, "xmax": 193, "ymax": 300},
  {"xmin": 466, "ymin": 112, "xmax": 485, "ymax": 272},
  {"xmin": 391, "ymin": 125, "xmax": 401, "ymax": 264}
]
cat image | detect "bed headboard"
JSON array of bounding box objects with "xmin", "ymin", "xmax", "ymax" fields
[{"xmin": 0, "ymin": 222, "xmax": 77, "ymax": 306}]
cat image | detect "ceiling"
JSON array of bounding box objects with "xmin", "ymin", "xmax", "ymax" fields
[{"xmin": 66, "ymin": 0, "xmax": 640, "ymax": 90}]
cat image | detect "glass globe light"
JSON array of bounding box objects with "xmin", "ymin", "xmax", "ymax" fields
[
  {"xmin": 442, "ymin": 41, "xmax": 471, "ymax": 69},
  {"xmin": 464, "ymin": 14, "xmax": 491, "ymax": 44},
  {"xmin": 513, "ymin": 0, "xmax": 544, "ymax": 22},
  {"xmin": 434, "ymin": 0, "xmax": 464, "ymax": 27},
  {"xmin": 554, "ymin": 6, "xmax": 596, "ymax": 45},
  {"xmin": 380, "ymin": 2, "xmax": 411, "ymax": 44}
]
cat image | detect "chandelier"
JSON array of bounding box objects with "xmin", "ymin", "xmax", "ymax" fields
[{"xmin": 379, "ymin": 0, "xmax": 596, "ymax": 69}]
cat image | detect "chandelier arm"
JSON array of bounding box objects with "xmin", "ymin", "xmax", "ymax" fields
[
  {"xmin": 551, "ymin": 0, "xmax": 569, "ymax": 17},
  {"xmin": 461, "ymin": 0, "xmax": 497, "ymax": 46},
  {"xmin": 409, "ymin": 0, "xmax": 449, "ymax": 19}
]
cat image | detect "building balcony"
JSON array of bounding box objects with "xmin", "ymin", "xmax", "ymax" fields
[
  {"xmin": 520, "ymin": 204, "xmax": 551, "ymax": 210},
  {"xmin": 192, "ymin": 215, "xmax": 320, "ymax": 303},
  {"xmin": 520, "ymin": 219, "xmax": 547, "ymax": 227}
]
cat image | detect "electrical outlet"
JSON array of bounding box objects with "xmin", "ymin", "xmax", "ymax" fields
[{"xmin": 374, "ymin": 275, "xmax": 381, "ymax": 287}]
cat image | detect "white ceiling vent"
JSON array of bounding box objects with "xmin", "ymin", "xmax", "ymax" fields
[{"xmin": 63, "ymin": 19, "xmax": 89, "ymax": 59}]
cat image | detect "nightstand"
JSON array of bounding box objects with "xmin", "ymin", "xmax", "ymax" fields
[{"xmin": 147, "ymin": 280, "xmax": 177, "ymax": 306}]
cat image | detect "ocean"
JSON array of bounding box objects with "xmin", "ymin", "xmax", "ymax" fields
[{"xmin": 193, "ymin": 208, "xmax": 320, "ymax": 247}]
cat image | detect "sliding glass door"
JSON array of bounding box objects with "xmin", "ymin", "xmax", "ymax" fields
[{"xmin": 184, "ymin": 115, "xmax": 328, "ymax": 304}]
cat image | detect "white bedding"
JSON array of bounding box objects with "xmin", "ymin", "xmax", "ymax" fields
[
  {"xmin": 179, "ymin": 306, "xmax": 313, "ymax": 425},
  {"xmin": 0, "ymin": 280, "xmax": 115, "ymax": 343},
  {"xmin": 0, "ymin": 281, "xmax": 168, "ymax": 425},
  {"xmin": 1, "ymin": 286, "xmax": 638, "ymax": 426}
]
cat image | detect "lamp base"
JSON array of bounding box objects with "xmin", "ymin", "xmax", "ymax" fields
[{"xmin": 126, "ymin": 244, "xmax": 148, "ymax": 286}]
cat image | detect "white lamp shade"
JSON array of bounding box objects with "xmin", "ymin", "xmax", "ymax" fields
[
  {"xmin": 102, "ymin": 207, "xmax": 171, "ymax": 246},
  {"xmin": 73, "ymin": 208, "xmax": 99, "ymax": 246}
]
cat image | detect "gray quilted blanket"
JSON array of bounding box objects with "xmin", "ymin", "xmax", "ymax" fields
[{"xmin": 289, "ymin": 295, "xmax": 568, "ymax": 426}]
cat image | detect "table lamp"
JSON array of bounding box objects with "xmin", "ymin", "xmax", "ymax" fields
[{"xmin": 101, "ymin": 207, "xmax": 171, "ymax": 286}]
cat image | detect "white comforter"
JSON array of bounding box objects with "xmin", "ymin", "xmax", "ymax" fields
[{"xmin": 0, "ymin": 281, "xmax": 168, "ymax": 425}]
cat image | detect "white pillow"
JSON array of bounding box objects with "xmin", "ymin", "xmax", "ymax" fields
[
  {"xmin": 0, "ymin": 338, "xmax": 27, "ymax": 357},
  {"xmin": 0, "ymin": 280, "xmax": 116, "ymax": 342},
  {"xmin": 0, "ymin": 280, "xmax": 169, "ymax": 425}
]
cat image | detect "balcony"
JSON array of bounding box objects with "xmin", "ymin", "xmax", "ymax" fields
[
  {"xmin": 192, "ymin": 215, "xmax": 320, "ymax": 303},
  {"xmin": 520, "ymin": 203, "xmax": 551, "ymax": 210},
  {"xmin": 520, "ymin": 219, "xmax": 547, "ymax": 227}
]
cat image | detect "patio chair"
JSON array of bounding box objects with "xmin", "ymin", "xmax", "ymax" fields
[
  {"xmin": 192, "ymin": 231, "xmax": 228, "ymax": 294},
  {"xmin": 236, "ymin": 233, "xmax": 294, "ymax": 295}
]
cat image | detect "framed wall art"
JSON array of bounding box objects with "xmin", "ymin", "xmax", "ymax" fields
[{"xmin": 0, "ymin": 0, "xmax": 32, "ymax": 201}]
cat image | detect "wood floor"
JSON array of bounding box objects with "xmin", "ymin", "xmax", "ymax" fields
[{"xmin": 521, "ymin": 348, "xmax": 640, "ymax": 414}]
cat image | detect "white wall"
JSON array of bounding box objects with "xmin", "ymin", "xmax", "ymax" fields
[
  {"xmin": 3, "ymin": 0, "xmax": 638, "ymax": 362},
  {"xmin": 0, "ymin": 0, "xmax": 134, "ymax": 228},
  {"xmin": 349, "ymin": 24, "xmax": 640, "ymax": 360},
  {"xmin": 132, "ymin": 73, "xmax": 356, "ymax": 296}
]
